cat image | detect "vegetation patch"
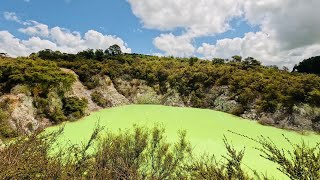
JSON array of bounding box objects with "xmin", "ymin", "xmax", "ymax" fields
[
  {"xmin": 62, "ymin": 97, "xmax": 88, "ymax": 120},
  {"xmin": 91, "ymin": 91, "xmax": 111, "ymax": 107},
  {"xmin": 1, "ymin": 124, "xmax": 320, "ymax": 179}
]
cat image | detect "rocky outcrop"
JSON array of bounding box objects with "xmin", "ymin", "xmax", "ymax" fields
[
  {"xmin": 61, "ymin": 69, "xmax": 129, "ymax": 112},
  {"xmin": 114, "ymin": 79, "xmax": 184, "ymax": 106},
  {"xmin": 205, "ymin": 86, "xmax": 243, "ymax": 114},
  {"xmin": 258, "ymin": 104, "xmax": 320, "ymax": 131},
  {"xmin": 93, "ymin": 76, "xmax": 129, "ymax": 107},
  {"xmin": 114, "ymin": 78, "xmax": 160, "ymax": 103},
  {"xmin": 61, "ymin": 68, "xmax": 102, "ymax": 113},
  {"xmin": 0, "ymin": 93, "xmax": 50, "ymax": 135},
  {"xmin": 162, "ymin": 89, "xmax": 185, "ymax": 107}
]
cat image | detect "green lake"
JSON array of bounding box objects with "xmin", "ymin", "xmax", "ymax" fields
[{"xmin": 46, "ymin": 105, "xmax": 320, "ymax": 179}]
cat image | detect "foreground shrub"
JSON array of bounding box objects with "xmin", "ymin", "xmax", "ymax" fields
[
  {"xmin": 0, "ymin": 129, "xmax": 63, "ymax": 179},
  {"xmin": 0, "ymin": 126, "xmax": 253, "ymax": 179},
  {"xmin": 94, "ymin": 127, "xmax": 192, "ymax": 179},
  {"xmin": 0, "ymin": 126, "xmax": 103, "ymax": 179},
  {"xmin": 1, "ymin": 125, "xmax": 319, "ymax": 179},
  {"xmin": 256, "ymin": 135, "xmax": 320, "ymax": 180},
  {"xmin": 188, "ymin": 137, "xmax": 254, "ymax": 180}
]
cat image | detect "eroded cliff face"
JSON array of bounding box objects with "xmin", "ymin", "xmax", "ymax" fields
[
  {"xmin": 61, "ymin": 68, "xmax": 102, "ymax": 113},
  {"xmin": 113, "ymin": 78, "xmax": 188, "ymax": 107},
  {"xmin": 93, "ymin": 76, "xmax": 129, "ymax": 107},
  {"xmin": 1, "ymin": 68, "xmax": 319, "ymax": 137},
  {"xmin": 0, "ymin": 93, "xmax": 50, "ymax": 135},
  {"xmin": 0, "ymin": 69, "xmax": 131, "ymax": 136}
]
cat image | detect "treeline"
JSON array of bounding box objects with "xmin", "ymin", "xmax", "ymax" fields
[
  {"xmin": 0, "ymin": 126, "xmax": 319, "ymax": 179},
  {"xmin": 33, "ymin": 48, "xmax": 320, "ymax": 113},
  {"xmin": 31, "ymin": 44, "xmax": 123, "ymax": 61},
  {"xmin": 1, "ymin": 48, "xmax": 320, "ymax": 134},
  {"xmin": 293, "ymin": 56, "xmax": 320, "ymax": 75}
]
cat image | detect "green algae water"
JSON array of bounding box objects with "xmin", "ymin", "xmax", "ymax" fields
[{"xmin": 46, "ymin": 105, "xmax": 320, "ymax": 179}]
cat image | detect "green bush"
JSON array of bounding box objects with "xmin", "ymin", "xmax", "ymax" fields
[
  {"xmin": 2, "ymin": 125, "xmax": 320, "ymax": 179},
  {"xmin": 91, "ymin": 91, "xmax": 110, "ymax": 107},
  {"xmin": 0, "ymin": 109, "xmax": 17, "ymax": 138},
  {"xmin": 308, "ymin": 89, "xmax": 320, "ymax": 106},
  {"xmin": 63, "ymin": 97, "xmax": 88, "ymax": 119},
  {"xmin": 256, "ymin": 136, "xmax": 320, "ymax": 180},
  {"xmin": 135, "ymin": 91, "xmax": 161, "ymax": 105},
  {"xmin": 0, "ymin": 126, "xmax": 254, "ymax": 179}
]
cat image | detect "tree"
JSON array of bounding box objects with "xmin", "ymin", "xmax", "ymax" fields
[
  {"xmin": 293, "ymin": 56, "xmax": 320, "ymax": 75},
  {"xmin": 105, "ymin": 44, "xmax": 122, "ymax": 56},
  {"xmin": 282, "ymin": 66, "xmax": 289, "ymax": 72},
  {"xmin": 189, "ymin": 57, "xmax": 198, "ymax": 66},
  {"xmin": 0, "ymin": 53, "xmax": 8, "ymax": 58},
  {"xmin": 243, "ymin": 57, "xmax": 261, "ymax": 66},
  {"xmin": 78, "ymin": 49, "xmax": 95, "ymax": 59},
  {"xmin": 212, "ymin": 58, "xmax": 225, "ymax": 64},
  {"xmin": 232, "ymin": 55, "xmax": 242, "ymax": 62},
  {"xmin": 94, "ymin": 49, "xmax": 104, "ymax": 61}
]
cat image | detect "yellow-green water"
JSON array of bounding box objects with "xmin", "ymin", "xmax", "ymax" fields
[{"xmin": 46, "ymin": 105, "xmax": 320, "ymax": 179}]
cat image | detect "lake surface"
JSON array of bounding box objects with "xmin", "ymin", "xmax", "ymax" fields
[{"xmin": 46, "ymin": 105, "xmax": 320, "ymax": 179}]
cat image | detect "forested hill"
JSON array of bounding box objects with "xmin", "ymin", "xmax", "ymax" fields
[{"xmin": 1, "ymin": 47, "xmax": 320, "ymax": 138}]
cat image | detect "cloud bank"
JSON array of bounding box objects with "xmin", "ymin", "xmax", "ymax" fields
[
  {"xmin": 128, "ymin": 0, "xmax": 320, "ymax": 67},
  {"xmin": 0, "ymin": 12, "xmax": 131, "ymax": 57}
]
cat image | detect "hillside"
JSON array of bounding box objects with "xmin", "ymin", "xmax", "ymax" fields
[{"xmin": 1, "ymin": 50, "xmax": 320, "ymax": 138}]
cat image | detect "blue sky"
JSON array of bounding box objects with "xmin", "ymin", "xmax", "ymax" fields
[
  {"xmin": 0, "ymin": 0, "xmax": 158, "ymax": 54},
  {"xmin": 0, "ymin": 0, "xmax": 258, "ymax": 55},
  {"xmin": 0, "ymin": 0, "xmax": 319, "ymax": 68}
]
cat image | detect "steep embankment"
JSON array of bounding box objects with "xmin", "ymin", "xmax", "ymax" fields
[
  {"xmin": 1, "ymin": 54, "xmax": 320, "ymax": 137},
  {"xmin": 0, "ymin": 67, "xmax": 131, "ymax": 136},
  {"xmin": 2, "ymin": 67, "xmax": 320, "ymax": 136}
]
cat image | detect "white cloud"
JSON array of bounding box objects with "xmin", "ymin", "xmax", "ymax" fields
[
  {"xmin": 4, "ymin": 12, "xmax": 18, "ymax": 21},
  {"xmin": 0, "ymin": 31, "xmax": 30, "ymax": 56},
  {"xmin": 127, "ymin": 0, "xmax": 243, "ymax": 57},
  {"xmin": 0, "ymin": 21, "xmax": 131, "ymax": 57},
  {"xmin": 128, "ymin": 0, "xmax": 242, "ymax": 36},
  {"xmin": 22, "ymin": 37, "xmax": 58, "ymax": 52},
  {"xmin": 243, "ymin": 0, "xmax": 320, "ymax": 50},
  {"xmin": 128, "ymin": 0, "xmax": 320, "ymax": 66},
  {"xmin": 19, "ymin": 21, "xmax": 50, "ymax": 37},
  {"xmin": 4, "ymin": 12, "xmax": 22, "ymax": 24},
  {"xmin": 153, "ymin": 33, "xmax": 195, "ymax": 57},
  {"xmin": 197, "ymin": 32, "xmax": 320, "ymax": 68},
  {"xmin": 50, "ymin": 27, "xmax": 82, "ymax": 47}
]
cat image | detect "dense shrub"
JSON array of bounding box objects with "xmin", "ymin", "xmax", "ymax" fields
[
  {"xmin": 91, "ymin": 91, "xmax": 110, "ymax": 107},
  {"xmin": 256, "ymin": 135, "xmax": 320, "ymax": 180},
  {"xmin": 135, "ymin": 91, "xmax": 161, "ymax": 105},
  {"xmin": 0, "ymin": 99, "xmax": 17, "ymax": 138},
  {"xmin": 293, "ymin": 56, "xmax": 320, "ymax": 75},
  {"xmin": 2, "ymin": 125, "xmax": 320, "ymax": 179},
  {"xmin": 0, "ymin": 57, "xmax": 75, "ymax": 126},
  {"xmin": 0, "ymin": 58, "xmax": 75, "ymax": 93},
  {"xmin": 307, "ymin": 89, "xmax": 320, "ymax": 106},
  {"xmin": 63, "ymin": 97, "xmax": 88, "ymax": 119},
  {"xmin": 0, "ymin": 109, "xmax": 17, "ymax": 138},
  {"xmin": 0, "ymin": 126, "xmax": 255, "ymax": 179}
]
